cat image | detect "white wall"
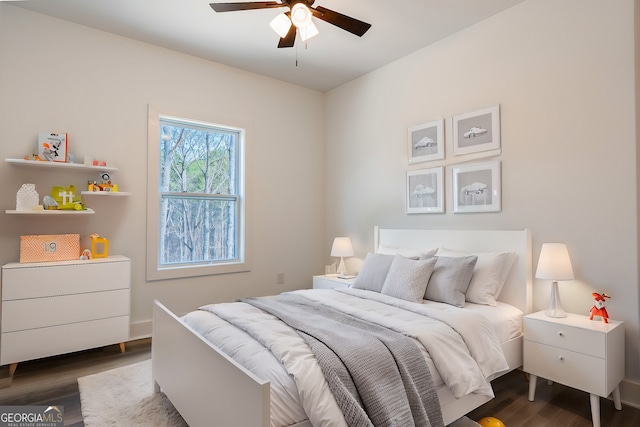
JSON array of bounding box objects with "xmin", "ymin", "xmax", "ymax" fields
[
  {"xmin": 0, "ymin": 5, "xmax": 326, "ymax": 332},
  {"xmin": 325, "ymin": 0, "xmax": 640, "ymax": 386}
]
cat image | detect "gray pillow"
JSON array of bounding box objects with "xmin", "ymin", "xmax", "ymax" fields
[
  {"xmin": 380, "ymin": 255, "xmax": 437, "ymax": 303},
  {"xmin": 425, "ymin": 255, "xmax": 478, "ymax": 307},
  {"xmin": 351, "ymin": 253, "xmax": 395, "ymax": 292}
]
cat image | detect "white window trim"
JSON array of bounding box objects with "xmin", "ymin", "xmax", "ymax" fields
[{"xmin": 146, "ymin": 104, "xmax": 250, "ymax": 281}]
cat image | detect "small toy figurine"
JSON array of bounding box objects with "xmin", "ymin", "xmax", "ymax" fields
[
  {"xmin": 79, "ymin": 249, "xmax": 92, "ymax": 260},
  {"xmin": 589, "ymin": 292, "xmax": 610, "ymax": 323},
  {"xmin": 478, "ymin": 417, "xmax": 506, "ymax": 427}
]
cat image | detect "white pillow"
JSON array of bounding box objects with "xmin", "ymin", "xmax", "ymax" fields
[
  {"xmin": 377, "ymin": 245, "xmax": 437, "ymax": 259},
  {"xmin": 424, "ymin": 255, "xmax": 477, "ymax": 307},
  {"xmin": 436, "ymin": 248, "xmax": 517, "ymax": 306},
  {"xmin": 351, "ymin": 253, "xmax": 394, "ymax": 293},
  {"xmin": 380, "ymin": 255, "xmax": 437, "ymax": 303}
]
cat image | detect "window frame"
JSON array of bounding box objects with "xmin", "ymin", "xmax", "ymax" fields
[{"xmin": 146, "ymin": 105, "xmax": 249, "ymax": 281}]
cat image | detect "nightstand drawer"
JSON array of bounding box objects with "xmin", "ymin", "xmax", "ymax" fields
[
  {"xmin": 524, "ymin": 340, "xmax": 607, "ymax": 396},
  {"xmin": 524, "ymin": 317, "xmax": 605, "ymax": 358},
  {"xmin": 313, "ymin": 275, "xmax": 354, "ymax": 289}
]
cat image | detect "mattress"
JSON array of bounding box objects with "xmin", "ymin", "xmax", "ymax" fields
[{"xmin": 181, "ymin": 289, "xmax": 522, "ymax": 427}]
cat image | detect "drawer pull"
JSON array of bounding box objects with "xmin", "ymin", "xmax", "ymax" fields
[
  {"xmin": 558, "ymin": 331, "xmax": 564, "ymax": 337},
  {"xmin": 559, "ymin": 356, "xmax": 564, "ymax": 361}
]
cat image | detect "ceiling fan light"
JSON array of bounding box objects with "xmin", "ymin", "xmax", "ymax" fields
[
  {"xmin": 270, "ymin": 13, "xmax": 292, "ymax": 38},
  {"xmin": 299, "ymin": 21, "xmax": 319, "ymax": 42},
  {"xmin": 290, "ymin": 3, "xmax": 312, "ymax": 28}
]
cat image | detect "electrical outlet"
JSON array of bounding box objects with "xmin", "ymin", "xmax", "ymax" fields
[{"xmin": 277, "ymin": 272, "xmax": 285, "ymax": 284}]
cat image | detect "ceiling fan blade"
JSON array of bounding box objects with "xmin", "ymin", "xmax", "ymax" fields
[
  {"xmin": 278, "ymin": 23, "xmax": 296, "ymax": 48},
  {"xmin": 311, "ymin": 6, "xmax": 371, "ymax": 37},
  {"xmin": 210, "ymin": 2, "xmax": 286, "ymax": 13}
]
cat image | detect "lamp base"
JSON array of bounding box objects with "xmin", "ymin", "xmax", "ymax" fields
[
  {"xmin": 545, "ymin": 281, "xmax": 567, "ymax": 318},
  {"xmin": 336, "ymin": 257, "xmax": 347, "ymax": 276}
]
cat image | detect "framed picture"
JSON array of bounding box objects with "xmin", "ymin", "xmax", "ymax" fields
[
  {"xmin": 452, "ymin": 105, "xmax": 500, "ymax": 156},
  {"xmin": 406, "ymin": 167, "xmax": 444, "ymax": 214},
  {"xmin": 408, "ymin": 119, "xmax": 444, "ymax": 163},
  {"xmin": 452, "ymin": 160, "xmax": 501, "ymax": 213}
]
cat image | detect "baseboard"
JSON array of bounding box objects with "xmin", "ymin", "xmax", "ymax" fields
[
  {"xmin": 620, "ymin": 379, "xmax": 640, "ymax": 409},
  {"xmin": 129, "ymin": 319, "xmax": 152, "ymax": 340}
]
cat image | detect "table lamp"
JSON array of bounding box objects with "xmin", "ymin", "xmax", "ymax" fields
[
  {"xmin": 536, "ymin": 243, "xmax": 574, "ymax": 318},
  {"xmin": 331, "ymin": 237, "xmax": 354, "ymax": 276}
]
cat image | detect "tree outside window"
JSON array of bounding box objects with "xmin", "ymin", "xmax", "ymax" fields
[{"xmin": 147, "ymin": 107, "xmax": 246, "ymax": 280}]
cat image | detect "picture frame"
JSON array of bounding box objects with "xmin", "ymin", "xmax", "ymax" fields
[
  {"xmin": 452, "ymin": 160, "xmax": 501, "ymax": 213},
  {"xmin": 406, "ymin": 167, "xmax": 444, "ymax": 214},
  {"xmin": 408, "ymin": 119, "xmax": 444, "ymax": 163},
  {"xmin": 452, "ymin": 105, "xmax": 500, "ymax": 156},
  {"xmin": 37, "ymin": 133, "xmax": 68, "ymax": 163}
]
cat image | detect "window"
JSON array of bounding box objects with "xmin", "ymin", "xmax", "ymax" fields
[{"xmin": 147, "ymin": 106, "xmax": 247, "ymax": 280}]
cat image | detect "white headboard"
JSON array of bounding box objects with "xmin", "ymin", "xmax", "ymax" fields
[{"xmin": 374, "ymin": 227, "xmax": 533, "ymax": 313}]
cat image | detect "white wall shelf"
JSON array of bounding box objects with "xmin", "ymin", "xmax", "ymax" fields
[
  {"xmin": 5, "ymin": 208, "xmax": 95, "ymax": 215},
  {"xmin": 5, "ymin": 158, "xmax": 118, "ymax": 172},
  {"xmin": 81, "ymin": 191, "xmax": 131, "ymax": 197}
]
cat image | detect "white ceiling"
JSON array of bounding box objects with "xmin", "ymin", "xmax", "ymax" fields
[{"xmin": 9, "ymin": 0, "xmax": 526, "ymax": 92}]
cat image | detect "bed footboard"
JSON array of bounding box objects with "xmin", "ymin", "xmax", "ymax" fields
[{"xmin": 152, "ymin": 300, "xmax": 270, "ymax": 427}]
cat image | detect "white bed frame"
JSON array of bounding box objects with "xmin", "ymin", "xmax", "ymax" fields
[{"xmin": 152, "ymin": 227, "xmax": 532, "ymax": 427}]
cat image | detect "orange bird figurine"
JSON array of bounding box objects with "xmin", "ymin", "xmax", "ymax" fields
[{"xmin": 589, "ymin": 292, "xmax": 610, "ymax": 323}]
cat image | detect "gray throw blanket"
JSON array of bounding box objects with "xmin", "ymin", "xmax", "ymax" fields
[{"xmin": 244, "ymin": 293, "xmax": 443, "ymax": 427}]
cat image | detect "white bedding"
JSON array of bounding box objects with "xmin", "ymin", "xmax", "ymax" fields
[{"xmin": 182, "ymin": 288, "xmax": 519, "ymax": 427}]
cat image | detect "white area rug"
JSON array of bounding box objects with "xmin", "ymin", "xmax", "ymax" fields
[{"xmin": 78, "ymin": 359, "xmax": 188, "ymax": 426}]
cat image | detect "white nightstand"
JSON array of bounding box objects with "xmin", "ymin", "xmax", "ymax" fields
[
  {"xmin": 524, "ymin": 311, "xmax": 624, "ymax": 427},
  {"xmin": 312, "ymin": 275, "xmax": 355, "ymax": 290}
]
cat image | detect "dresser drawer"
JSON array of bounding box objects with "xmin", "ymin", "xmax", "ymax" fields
[
  {"xmin": 1, "ymin": 316, "xmax": 129, "ymax": 365},
  {"xmin": 524, "ymin": 340, "xmax": 607, "ymax": 396},
  {"xmin": 1, "ymin": 257, "xmax": 130, "ymax": 300},
  {"xmin": 1, "ymin": 289, "xmax": 129, "ymax": 333},
  {"xmin": 524, "ymin": 317, "xmax": 604, "ymax": 358}
]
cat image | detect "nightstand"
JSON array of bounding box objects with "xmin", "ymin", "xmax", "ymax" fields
[
  {"xmin": 312, "ymin": 275, "xmax": 355, "ymax": 290},
  {"xmin": 524, "ymin": 311, "xmax": 624, "ymax": 427}
]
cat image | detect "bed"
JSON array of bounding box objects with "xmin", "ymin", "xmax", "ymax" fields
[{"xmin": 152, "ymin": 227, "xmax": 532, "ymax": 427}]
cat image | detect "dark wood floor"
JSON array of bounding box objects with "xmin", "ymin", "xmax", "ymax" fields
[
  {"xmin": 0, "ymin": 339, "xmax": 152, "ymax": 427},
  {"xmin": 0, "ymin": 339, "xmax": 638, "ymax": 427},
  {"xmin": 468, "ymin": 371, "xmax": 640, "ymax": 427}
]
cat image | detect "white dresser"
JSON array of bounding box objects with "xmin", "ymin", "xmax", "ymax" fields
[
  {"xmin": 1, "ymin": 256, "xmax": 131, "ymax": 373},
  {"xmin": 524, "ymin": 311, "xmax": 624, "ymax": 427}
]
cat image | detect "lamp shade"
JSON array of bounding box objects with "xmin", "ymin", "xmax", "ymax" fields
[
  {"xmin": 535, "ymin": 243, "xmax": 574, "ymax": 281},
  {"xmin": 270, "ymin": 13, "xmax": 292, "ymax": 38},
  {"xmin": 290, "ymin": 3, "xmax": 312, "ymax": 28},
  {"xmin": 331, "ymin": 237, "xmax": 354, "ymax": 257}
]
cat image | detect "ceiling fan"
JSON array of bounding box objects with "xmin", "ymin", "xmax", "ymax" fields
[{"xmin": 209, "ymin": 1, "xmax": 372, "ymax": 48}]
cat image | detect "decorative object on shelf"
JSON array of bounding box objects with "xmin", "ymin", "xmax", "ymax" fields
[
  {"xmin": 19, "ymin": 234, "xmax": 80, "ymax": 263},
  {"xmin": 535, "ymin": 243, "xmax": 574, "ymax": 318},
  {"xmin": 452, "ymin": 105, "xmax": 500, "ymax": 156},
  {"xmin": 330, "ymin": 237, "xmax": 353, "ymax": 276},
  {"xmin": 80, "ymin": 248, "xmax": 92, "ymax": 260},
  {"xmin": 590, "ymin": 292, "xmax": 611, "ymax": 323},
  {"xmin": 16, "ymin": 183, "xmax": 39, "ymax": 211},
  {"xmin": 50, "ymin": 185, "xmax": 84, "ymax": 210},
  {"xmin": 90, "ymin": 233, "xmax": 109, "ymax": 258},
  {"xmin": 43, "ymin": 195, "xmax": 58, "ymax": 210},
  {"xmin": 38, "ymin": 133, "xmax": 68, "ymax": 162},
  {"xmin": 84, "ymin": 156, "xmax": 107, "ymax": 167}
]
